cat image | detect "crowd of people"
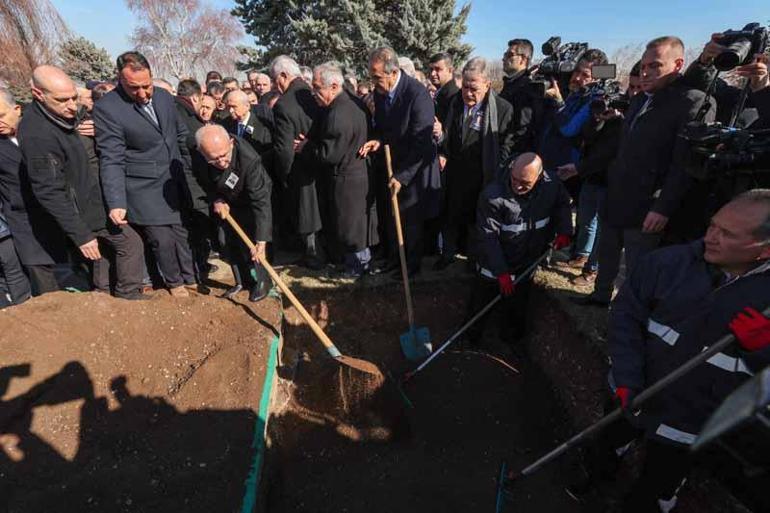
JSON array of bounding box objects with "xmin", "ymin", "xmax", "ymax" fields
[{"xmin": 0, "ymin": 29, "xmax": 769, "ymax": 513}]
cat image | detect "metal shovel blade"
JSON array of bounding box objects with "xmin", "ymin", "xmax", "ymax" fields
[{"xmin": 400, "ymin": 326, "xmax": 432, "ymax": 361}]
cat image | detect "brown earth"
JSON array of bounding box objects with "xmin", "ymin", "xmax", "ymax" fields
[{"xmin": 0, "ymin": 287, "xmax": 281, "ymax": 513}]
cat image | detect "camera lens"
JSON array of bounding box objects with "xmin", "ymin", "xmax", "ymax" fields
[{"xmin": 713, "ymin": 37, "xmax": 753, "ymax": 71}]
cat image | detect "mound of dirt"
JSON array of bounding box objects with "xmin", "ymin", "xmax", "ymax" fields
[{"xmin": 0, "ymin": 289, "xmax": 281, "ymax": 513}]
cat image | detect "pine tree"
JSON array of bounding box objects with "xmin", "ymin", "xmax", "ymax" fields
[
  {"xmin": 232, "ymin": 0, "xmax": 471, "ymax": 74},
  {"xmin": 59, "ymin": 36, "xmax": 114, "ymax": 83}
]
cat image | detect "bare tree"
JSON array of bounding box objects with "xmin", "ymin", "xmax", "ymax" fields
[
  {"xmin": 126, "ymin": 0, "xmax": 245, "ymax": 81},
  {"xmin": 0, "ymin": 0, "xmax": 70, "ymax": 99},
  {"xmin": 610, "ymin": 43, "xmax": 644, "ymax": 86}
]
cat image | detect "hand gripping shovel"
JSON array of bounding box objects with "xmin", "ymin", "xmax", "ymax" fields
[
  {"xmin": 384, "ymin": 145, "xmax": 431, "ymax": 361},
  {"xmin": 402, "ymin": 250, "xmax": 549, "ymax": 383},
  {"xmin": 494, "ymin": 304, "xmax": 770, "ymax": 513},
  {"xmin": 224, "ymin": 214, "xmax": 383, "ymax": 379}
]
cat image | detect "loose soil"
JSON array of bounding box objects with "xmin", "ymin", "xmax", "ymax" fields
[{"xmin": 0, "ymin": 288, "xmax": 281, "ymax": 513}]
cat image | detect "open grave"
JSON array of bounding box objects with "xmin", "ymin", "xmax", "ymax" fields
[{"xmin": 0, "ymin": 289, "xmax": 282, "ymax": 513}]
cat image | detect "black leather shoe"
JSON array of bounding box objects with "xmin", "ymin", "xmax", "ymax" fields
[
  {"xmin": 221, "ymin": 284, "xmax": 243, "ymax": 299},
  {"xmin": 572, "ymin": 295, "xmax": 610, "ymax": 308},
  {"xmin": 300, "ymin": 255, "xmax": 325, "ymax": 271},
  {"xmin": 249, "ymin": 280, "xmax": 271, "ymax": 302},
  {"xmin": 195, "ymin": 283, "xmax": 211, "ymax": 295},
  {"xmin": 432, "ymin": 256, "xmax": 455, "ymax": 271}
]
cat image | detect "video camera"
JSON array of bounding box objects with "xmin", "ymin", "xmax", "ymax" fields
[
  {"xmin": 530, "ymin": 36, "xmax": 589, "ymax": 96},
  {"xmin": 681, "ymin": 22, "xmax": 770, "ymax": 181},
  {"xmin": 585, "ymin": 64, "xmax": 631, "ymax": 117}
]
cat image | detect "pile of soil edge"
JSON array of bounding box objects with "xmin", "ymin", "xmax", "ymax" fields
[{"xmin": 0, "ymin": 290, "xmax": 281, "ymax": 513}]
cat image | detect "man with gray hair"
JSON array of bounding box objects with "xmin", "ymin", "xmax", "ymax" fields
[
  {"xmin": 222, "ymin": 89, "xmax": 272, "ymax": 158},
  {"xmin": 572, "ymin": 189, "xmax": 770, "ymax": 512},
  {"xmin": 293, "ymin": 62, "xmax": 377, "ymax": 278},
  {"xmin": 433, "ymin": 56, "xmax": 516, "ymax": 271},
  {"xmin": 270, "ymin": 55, "xmax": 323, "ymax": 269},
  {"xmin": 248, "ymin": 71, "xmax": 272, "ymax": 100},
  {"xmin": 359, "ymin": 46, "xmax": 440, "ymax": 277}
]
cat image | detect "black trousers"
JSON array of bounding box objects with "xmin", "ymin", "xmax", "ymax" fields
[
  {"xmin": 141, "ymin": 224, "xmax": 195, "ymax": 288},
  {"xmin": 465, "ymin": 274, "xmax": 532, "ymax": 345},
  {"xmin": 26, "ymin": 264, "xmax": 59, "ymax": 296},
  {"xmin": 92, "ymin": 224, "xmax": 144, "ymax": 297},
  {"xmin": 0, "ymin": 236, "xmax": 31, "ymax": 307},
  {"xmin": 223, "ymin": 224, "xmax": 268, "ymax": 288},
  {"xmin": 385, "ymin": 209, "xmax": 424, "ymax": 273},
  {"xmin": 184, "ymin": 209, "xmax": 213, "ymax": 282},
  {"xmin": 585, "ymin": 398, "xmax": 691, "ymax": 513}
]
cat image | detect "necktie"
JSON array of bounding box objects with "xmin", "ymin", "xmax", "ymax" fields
[
  {"xmin": 143, "ymin": 102, "xmax": 159, "ymax": 126},
  {"xmin": 237, "ymin": 123, "xmax": 245, "ymax": 137}
]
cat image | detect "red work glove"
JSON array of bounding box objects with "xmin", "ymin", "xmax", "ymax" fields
[
  {"xmin": 497, "ymin": 274, "xmax": 515, "ymax": 297},
  {"xmin": 729, "ymin": 307, "xmax": 770, "ymax": 352},
  {"xmin": 552, "ymin": 234, "xmax": 572, "ymax": 251},
  {"xmin": 614, "ymin": 386, "xmax": 636, "ymax": 410}
]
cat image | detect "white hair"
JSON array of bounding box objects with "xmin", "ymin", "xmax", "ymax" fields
[
  {"xmin": 269, "ymin": 55, "xmax": 301, "ymax": 80},
  {"xmin": 398, "ymin": 56, "xmax": 416, "ymax": 77},
  {"xmin": 462, "ymin": 57, "xmax": 491, "ymax": 81},
  {"xmin": 314, "ymin": 62, "xmax": 344, "ymax": 88},
  {"xmin": 195, "ymin": 124, "xmax": 229, "ymax": 149},
  {"xmin": 0, "ymin": 88, "xmax": 15, "ymax": 108}
]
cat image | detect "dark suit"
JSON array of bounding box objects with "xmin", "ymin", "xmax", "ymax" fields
[
  {"xmin": 434, "ymin": 80, "xmax": 460, "ymax": 125},
  {"xmin": 373, "ymin": 71, "xmax": 441, "ymax": 272},
  {"xmin": 499, "ymin": 70, "xmax": 543, "ymax": 153},
  {"xmin": 210, "ymin": 138, "xmax": 272, "ymax": 288},
  {"xmin": 440, "ymin": 91, "xmax": 515, "ymax": 259},
  {"xmin": 93, "ymin": 87, "xmax": 195, "ymax": 288},
  {"xmin": 272, "ymin": 78, "xmax": 322, "ymax": 245},
  {"xmin": 175, "ymin": 96, "xmax": 215, "ymax": 282},
  {"xmin": 222, "ymin": 111, "xmax": 273, "ymax": 160},
  {"xmin": 305, "ymin": 91, "xmax": 378, "ymax": 266}
]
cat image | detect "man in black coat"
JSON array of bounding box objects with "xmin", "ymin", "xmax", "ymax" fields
[
  {"xmin": 93, "ymin": 51, "xmax": 196, "ymax": 297},
  {"xmin": 221, "ymin": 89, "xmax": 273, "ymax": 159},
  {"xmin": 175, "ymin": 79, "xmax": 215, "ymax": 287},
  {"xmin": 270, "ymin": 55, "xmax": 324, "ymax": 269},
  {"xmin": 435, "ymin": 57, "xmax": 516, "ymax": 270},
  {"xmin": 360, "ymin": 47, "xmax": 441, "ymax": 277},
  {"xmin": 580, "ymin": 36, "xmax": 716, "ymax": 307},
  {"xmin": 18, "ymin": 66, "xmax": 145, "ymax": 299},
  {"xmin": 196, "ymin": 125, "xmax": 272, "ymax": 302},
  {"xmin": 295, "ymin": 62, "xmax": 378, "ymax": 278},
  {"xmin": 428, "ymin": 53, "xmax": 460, "ymax": 125},
  {"xmin": 0, "ymin": 88, "xmax": 65, "ymax": 296},
  {"xmin": 499, "ymin": 38, "xmax": 543, "ymax": 154}
]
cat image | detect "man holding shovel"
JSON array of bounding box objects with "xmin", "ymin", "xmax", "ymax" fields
[
  {"xmin": 465, "ymin": 152, "xmax": 572, "ymax": 352},
  {"xmin": 570, "ymin": 190, "xmax": 770, "ymax": 513}
]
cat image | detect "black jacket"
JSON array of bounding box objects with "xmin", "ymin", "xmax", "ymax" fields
[
  {"xmin": 476, "ymin": 170, "xmax": 572, "ymax": 278},
  {"xmin": 576, "ymin": 115, "xmax": 623, "ymax": 186},
  {"xmin": 93, "ymin": 87, "xmax": 193, "ymax": 226},
  {"xmin": 0, "ymin": 137, "xmax": 65, "ymax": 265},
  {"xmin": 211, "ymin": 138, "xmax": 272, "ymax": 243},
  {"xmin": 17, "ymin": 102, "xmax": 106, "ymax": 247},
  {"xmin": 441, "ymin": 91, "xmax": 516, "ymax": 225},
  {"xmin": 499, "ymin": 70, "xmax": 543, "ymax": 153},
  {"xmin": 305, "ymin": 91, "xmax": 377, "ymax": 251},
  {"xmin": 604, "ymin": 77, "xmax": 715, "ymax": 228},
  {"xmin": 221, "ymin": 109, "xmax": 273, "ymax": 164},
  {"xmin": 434, "ymin": 80, "xmax": 460, "ymax": 125},
  {"xmin": 174, "ymin": 97, "xmax": 212, "ymax": 211},
  {"xmin": 373, "ymin": 71, "xmax": 441, "ymax": 220},
  {"xmin": 272, "ymin": 78, "xmax": 322, "ymax": 234},
  {"xmin": 610, "ymin": 241, "xmax": 770, "ymax": 445}
]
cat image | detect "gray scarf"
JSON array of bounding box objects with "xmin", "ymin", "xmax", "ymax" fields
[{"xmin": 481, "ymin": 90, "xmax": 500, "ymax": 184}]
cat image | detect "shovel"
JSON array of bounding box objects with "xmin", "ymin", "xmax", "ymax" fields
[
  {"xmin": 384, "ymin": 144, "xmax": 432, "ymax": 361},
  {"xmin": 224, "ymin": 213, "xmax": 383, "ymax": 378},
  {"xmin": 495, "ymin": 304, "xmax": 770, "ymax": 512}
]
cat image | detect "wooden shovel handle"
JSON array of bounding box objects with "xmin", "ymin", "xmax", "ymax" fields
[
  {"xmin": 384, "ymin": 145, "xmax": 416, "ymax": 329},
  {"xmin": 224, "ymin": 214, "xmax": 341, "ymax": 357}
]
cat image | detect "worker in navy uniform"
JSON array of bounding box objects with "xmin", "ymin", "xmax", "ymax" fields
[
  {"xmin": 195, "ymin": 125, "xmax": 272, "ymax": 302},
  {"xmin": 571, "ymin": 189, "xmax": 770, "ymax": 513},
  {"xmin": 466, "ymin": 152, "xmax": 572, "ymax": 350}
]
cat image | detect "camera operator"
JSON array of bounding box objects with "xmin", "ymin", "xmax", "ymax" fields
[
  {"xmin": 578, "ymin": 36, "xmax": 715, "ymax": 307},
  {"xmin": 500, "ymin": 39, "xmax": 543, "ymax": 153},
  {"xmin": 540, "ymin": 49, "xmax": 609, "ymax": 198},
  {"xmin": 556, "ymin": 62, "xmax": 642, "ymax": 286}
]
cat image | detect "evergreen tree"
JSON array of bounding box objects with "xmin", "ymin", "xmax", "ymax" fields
[
  {"xmin": 59, "ymin": 36, "xmax": 114, "ymax": 83},
  {"xmin": 232, "ymin": 0, "xmax": 471, "ymax": 74}
]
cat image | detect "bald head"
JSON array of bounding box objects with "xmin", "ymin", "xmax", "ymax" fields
[
  {"xmin": 225, "ymin": 89, "xmax": 251, "ymax": 122},
  {"xmin": 196, "ymin": 125, "xmax": 234, "ymax": 170},
  {"xmin": 31, "ymin": 65, "xmax": 79, "ymax": 120},
  {"xmin": 509, "ymin": 153, "xmax": 544, "ymax": 195}
]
